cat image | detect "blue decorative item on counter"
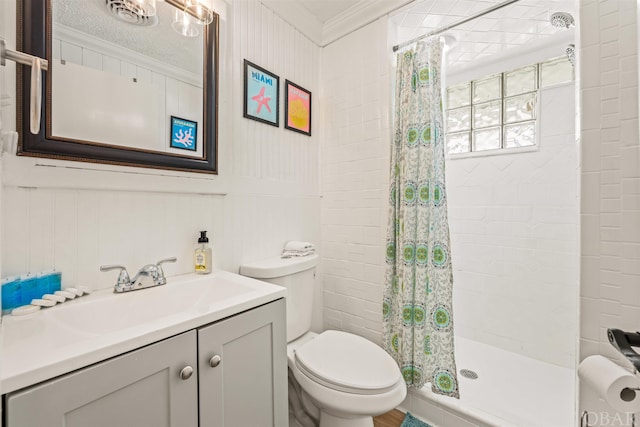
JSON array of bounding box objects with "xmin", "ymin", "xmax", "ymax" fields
[
  {"xmin": 1, "ymin": 270, "xmax": 63, "ymax": 315},
  {"xmin": 51, "ymin": 271, "xmax": 62, "ymax": 293},
  {"xmin": 1, "ymin": 276, "xmax": 23, "ymax": 314},
  {"xmin": 36, "ymin": 272, "xmax": 49, "ymax": 297},
  {"xmin": 42, "ymin": 270, "xmax": 62, "ymax": 294},
  {"xmin": 20, "ymin": 274, "xmax": 39, "ymax": 303}
]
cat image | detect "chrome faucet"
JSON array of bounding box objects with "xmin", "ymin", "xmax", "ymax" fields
[{"xmin": 100, "ymin": 257, "xmax": 177, "ymax": 293}]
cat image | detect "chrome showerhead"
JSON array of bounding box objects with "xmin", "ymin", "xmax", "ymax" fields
[
  {"xmin": 566, "ymin": 44, "xmax": 576, "ymax": 67},
  {"xmin": 550, "ymin": 12, "xmax": 575, "ymax": 29}
]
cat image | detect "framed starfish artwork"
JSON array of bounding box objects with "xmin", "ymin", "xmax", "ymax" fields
[
  {"xmin": 170, "ymin": 116, "xmax": 198, "ymax": 152},
  {"xmin": 284, "ymin": 80, "xmax": 312, "ymax": 136},
  {"xmin": 243, "ymin": 60, "xmax": 280, "ymax": 127}
]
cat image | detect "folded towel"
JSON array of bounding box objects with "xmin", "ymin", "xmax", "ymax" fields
[
  {"xmin": 281, "ymin": 248, "xmax": 315, "ymax": 259},
  {"xmin": 284, "ymin": 241, "xmax": 315, "ymax": 252}
]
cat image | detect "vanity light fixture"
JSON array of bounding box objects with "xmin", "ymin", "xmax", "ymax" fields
[
  {"xmin": 184, "ymin": 0, "xmax": 214, "ymax": 26},
  {"xmin": 123, "ymin": 0, "xmax": 157, "ymax": 17},
  {"xmin": 172, "ymin": 9, "xmax": 200, "ymax": 38}
]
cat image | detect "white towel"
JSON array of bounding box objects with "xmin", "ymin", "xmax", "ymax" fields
[
  {"xmin": 284, "ymin": 241, "xmax": 315, "ymax": 252},
  {"xmin": 281, "ymin": 249, "xmax": 315, "ymax": 259}
]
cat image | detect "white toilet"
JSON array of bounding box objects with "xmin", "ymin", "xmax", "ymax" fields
[{"xmin": 240, "ymin": 254, "xmax": 406, "ymax": 427}]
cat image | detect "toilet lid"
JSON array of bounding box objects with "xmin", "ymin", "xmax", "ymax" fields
[{"xmin": 294, "ymin": 330, "xmax": 401, "ymax": 395}]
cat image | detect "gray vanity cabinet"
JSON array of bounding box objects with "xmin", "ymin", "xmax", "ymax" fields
[
  {"xmin": 5, "ymin": 330, "xmax": 199, "ymax": 427},
  {"xmin": 4, "ymin": 298, "xmax": 287, "ymax": 427},
  {"xmin": 198, "ymin": 299, "xmax": 288, "ymax": 427}
]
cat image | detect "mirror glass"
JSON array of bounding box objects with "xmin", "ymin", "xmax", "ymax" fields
[
  {"xmin": 52, "ymin": 0, "xmax": 204, "ymax": 157},
  {"xmin": 18, "ymin": 0, "xmax": 218, "ymax": 173}
]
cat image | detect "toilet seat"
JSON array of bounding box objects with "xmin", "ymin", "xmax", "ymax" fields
[{"xmin": 294, "ymin": 330, "xmax": 401, "ymax": 395}]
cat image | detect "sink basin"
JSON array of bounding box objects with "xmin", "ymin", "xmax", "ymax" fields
[
  {"xmin": 2, "ymin": 271, "xmax": 286, "ymax": 395},
  {"xmin": 48, "ymin": 273, "xmax": 256, "ymax": 335}
]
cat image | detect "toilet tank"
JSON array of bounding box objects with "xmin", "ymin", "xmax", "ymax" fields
[{"xmin": 240, "ymin": 254, "xmax": 318, "ymax": 342}]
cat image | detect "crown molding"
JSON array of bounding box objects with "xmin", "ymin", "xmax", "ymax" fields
[
  {"xmin": 55, "ymin": 24, "xmax": 201, "ymax": 86},
  {"xmin": 260, "ymin": 0, "xmax": 411, "ymax": 47},
  {"xmin": 260, "ymin": 0, "xmax": 324, "ymax": 45},
  {"xmin": 321, "ymin": 0, "xmax": 411, "ymax": 46}
]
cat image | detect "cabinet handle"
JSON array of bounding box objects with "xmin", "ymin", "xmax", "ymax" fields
[
  {"xmin": 179, "ymin": 366, "xmax": 194, "ymax": 380},
  {"xmin": 209, "ymin": 355, "xmax": 222, "ymax": 368}
]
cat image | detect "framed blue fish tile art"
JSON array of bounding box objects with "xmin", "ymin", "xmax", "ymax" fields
[{"xmin": 170, "ymin": 116, "xmax": 198, "ymax": 152}]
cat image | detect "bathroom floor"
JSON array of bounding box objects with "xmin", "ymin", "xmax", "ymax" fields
[
  {"xmin": 374, "ymin": 409, "xmax": 405, "ymax": 426},
  {"xmin": 288, "ymin": 410, "xmax": 405, "ymax": 427}
]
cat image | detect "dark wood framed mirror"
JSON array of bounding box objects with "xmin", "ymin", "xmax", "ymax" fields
[{"xmin": 17, "ymin": 0, "xmax": 218, "ymax": 174}]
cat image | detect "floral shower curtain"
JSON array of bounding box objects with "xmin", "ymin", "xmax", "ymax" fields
[{"xmin": 382, "ymin": 39, "xmax": 459, "ymax": 398}]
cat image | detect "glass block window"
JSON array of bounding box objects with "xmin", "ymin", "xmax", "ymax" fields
[
  {"xmin": 473, "ymin": 76, "xmax": 501, "ymax": 103},
  {"xmin": 447, "ymin": 82, "xmax": 471, "ymax": 108},
  {"xmin": 540, "ymin": 56, "xmax": 574, "ymax": 88},
  {"xmin": 504, "ymin": 65, "xmax": 536, "ymax": 96},
  {"xmin": 445, "ymin": 56, "xmax": 574, "ymax": 155}
]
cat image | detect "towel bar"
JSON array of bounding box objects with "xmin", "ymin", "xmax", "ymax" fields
[{"xmin": 0, "ymin": 38, "xmax": 49, "ymax": 135}]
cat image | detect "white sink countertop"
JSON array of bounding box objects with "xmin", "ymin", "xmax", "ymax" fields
[{"xmin": 0, "ymin": 271, "xmax": 286, "ymax": 394}]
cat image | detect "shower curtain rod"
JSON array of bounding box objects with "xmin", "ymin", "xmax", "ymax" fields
[{"xmin": 392, "ymin": 0, "xmax": 521, "ymax": 52}]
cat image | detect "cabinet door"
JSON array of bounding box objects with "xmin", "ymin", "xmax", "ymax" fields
[
  {"xmin": 198, "ymin": 299, "xmax": 287, "ymax": 427},
  {"xmin": 6, "ymin": 331, "xmax": 198, "ymax": 427}
]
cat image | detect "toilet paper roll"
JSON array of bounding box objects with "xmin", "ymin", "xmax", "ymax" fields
[{"xmin": 578, "ymin": 355, "xmax": 640, "ymax": 413}]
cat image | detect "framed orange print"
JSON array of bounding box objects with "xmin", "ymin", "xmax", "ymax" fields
[{"xmin": 284, "ymin": 80, "xmax": 311, "ymax": 136}]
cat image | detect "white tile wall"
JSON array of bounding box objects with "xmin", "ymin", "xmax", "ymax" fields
[
  {"xmin": 579, "ymin": 0, "xmax": 640, "ymax": 422},
  {"xmin": 447, "ymin": 83, "xmax": 579, "ymax": 369},
  {"xmin": 320, "ymin": 16, "xmax": 391, "ymax": 345},
  {"xmin": 322, "ymin": 20, "xmax": 579, "ymax": 370}
]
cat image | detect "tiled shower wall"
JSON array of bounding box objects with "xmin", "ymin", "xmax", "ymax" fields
[
  {"xmin": 0, "ymin": 0, "xmax": 322, "ymax": 327},
  {"xmin": 320, "ymin": 17, "xmax": 392, "ymax": 345},
  {"xmin": 579, "ymin": 0, "xmax": 640, "ymax": 421},
  {"xmin": 447, "ymin": 82, "xmax": 579, "ymax": 369},
  {"xmin": 321, "ymin": 16, "xmax": 578, "ymax": 369}
]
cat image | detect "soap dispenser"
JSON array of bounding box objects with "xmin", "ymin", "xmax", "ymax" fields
[{"xmin": 195, "ymin": 231, "xmax": 212, "ymax": 274}]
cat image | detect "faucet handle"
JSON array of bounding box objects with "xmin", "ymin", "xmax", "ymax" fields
[
  {"xmin": 156, "ymin": 257, "xmax": 177, "ymax": 266},
  {"xmin": 100, "ymin": 265, "xmax": 131, "ymax": 292},
  {"xmin": 155, "ymin": 257, "xmax": 177, "ymax": 286}
]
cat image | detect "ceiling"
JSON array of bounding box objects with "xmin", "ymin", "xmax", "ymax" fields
[
  {"xmin": 54, "ymin": 0, "xmax": 577, "ymax": 76},
  {"xmin": 268, "ymin": 0, "xmax": 577, "ymax": 71},
  {"xmin": 392, "ymin": 0, "xmax": 576, "ymax": 72},
  {"xmin": 297, "ymin": 0, "xmax": 361, "ymax": 23},
  {"xmin": 262, "ymin": 0, "xmax": 411, "ymax": 46},
  {"xmin": 54, "ymin": 0, "xmax": 203, "ymax": 74}
]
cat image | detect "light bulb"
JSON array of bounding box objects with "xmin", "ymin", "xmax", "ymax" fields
[
  {"xmin": 172, "ymin": 9, "xmax": 200, "ymax": 38},
  {"xmin": 184, "ymin": 0, "xmax": 214, "ymax": 25}
]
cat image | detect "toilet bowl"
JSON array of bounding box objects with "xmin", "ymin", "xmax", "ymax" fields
[
  {"xmin": 240, "ymin": 254, "xmax": 407, "ymax": 427},
  {"xmin": 288, "ymin": 331, "xmax": 406, "ymax": 427}
]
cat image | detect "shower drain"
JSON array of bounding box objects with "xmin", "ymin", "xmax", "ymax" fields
[{"xmin": 459, "ymin": 369, "xmax": 478, "ymax": 380}]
